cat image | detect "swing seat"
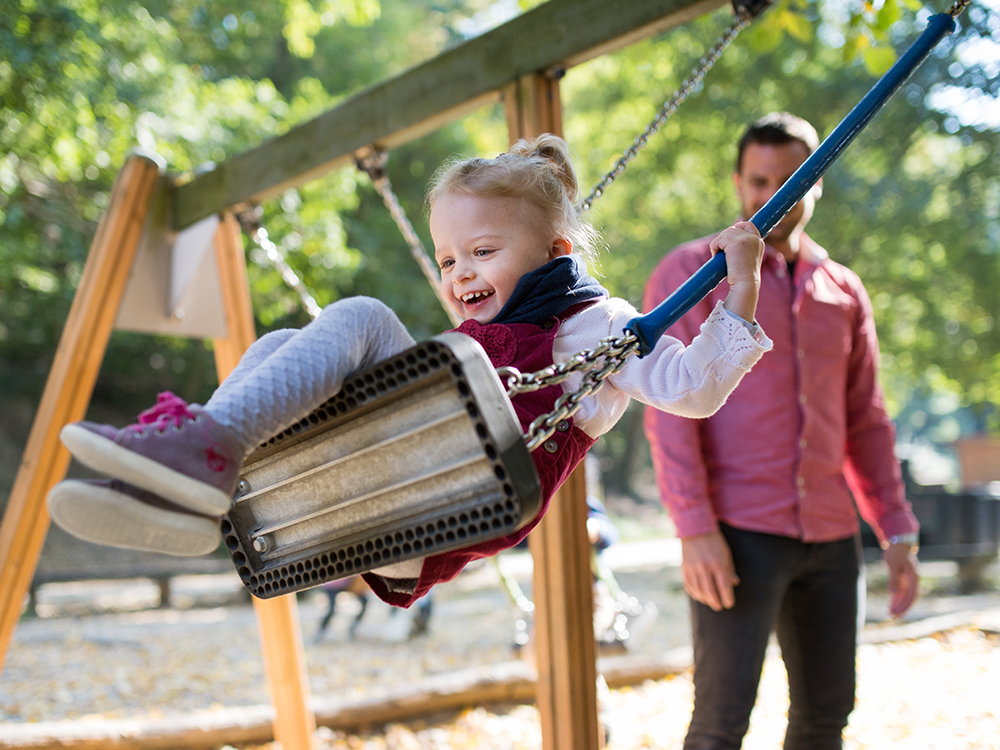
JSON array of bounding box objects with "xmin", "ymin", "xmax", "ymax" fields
[{"xmin": 220, "ymin": 332, "xmax": 541, "ymax": 599}]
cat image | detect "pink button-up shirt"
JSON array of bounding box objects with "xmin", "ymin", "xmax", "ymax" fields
[{"xmin": 642, "ymin": 232, "xmax": 919, "ymax": 544}]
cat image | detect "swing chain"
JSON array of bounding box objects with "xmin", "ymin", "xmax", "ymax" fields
[
  {"xmin": 947, "ymin": 0, "xmax": 971, "ymax": 17},
  {"xmin": 578, "ymin": 12, "xmax": 752, "ymax": 214},
  {"xmin": 500, "ymin": 332, "xmax": 640, "ymax": 452},
  {"xmin": 235, "ymin": 205, "xmax": 323, "ymax": 319},
  {"xmin": 356, "ymin": 148, "xmax": 463, "ymax": 327}
]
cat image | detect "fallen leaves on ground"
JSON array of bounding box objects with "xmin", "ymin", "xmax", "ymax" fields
[{"xmin": 4, "ymin": 562, "xmax": 999, "ymax": 749}]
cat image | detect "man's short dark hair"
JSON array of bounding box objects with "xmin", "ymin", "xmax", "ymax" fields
[{"xmin": 736, "ymin": 112, "xmax": 820, "ymax": 173}]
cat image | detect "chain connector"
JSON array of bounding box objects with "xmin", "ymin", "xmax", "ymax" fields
[
  {"xmin": 507, "ymin": 332, "xmax": 640, "ymax": 451},
  {"xmin": 947, "ymin": 0, "xmax": 972, "ymax": 17}
]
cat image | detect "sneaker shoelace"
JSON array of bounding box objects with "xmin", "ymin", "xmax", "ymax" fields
[{"xmin": 131, "ymin": 392, "xmax": 198, "ymax": 434}]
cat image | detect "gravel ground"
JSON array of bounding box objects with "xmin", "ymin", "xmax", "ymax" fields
[{"xmin": 3, "ymin": 542, "xmax": 999, "ymax": 749}]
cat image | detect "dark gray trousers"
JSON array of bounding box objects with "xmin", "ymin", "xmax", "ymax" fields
[{"xmin": 683, "ymin": 524, "xmax": 863, "ymax": 750}]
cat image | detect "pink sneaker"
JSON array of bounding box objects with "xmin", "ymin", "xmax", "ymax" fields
[
  {"xmin": 59, "ymin": 392, "xmax": 241, "ymax": 516},
  {"xmin": 47, "ymin": 479, "xmax": 222, "ymax": 557}
]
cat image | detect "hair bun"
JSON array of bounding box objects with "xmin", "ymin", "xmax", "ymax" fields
[{"xmin": 508, "ymin": 134, "xmax": 578, "ymax": 203}]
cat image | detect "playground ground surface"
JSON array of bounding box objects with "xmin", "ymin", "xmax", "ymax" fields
[{"xmin": 2, "ymin": 534, "xmax": 999, "ymax": 750}]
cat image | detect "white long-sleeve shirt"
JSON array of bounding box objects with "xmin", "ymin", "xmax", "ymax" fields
[{"xmin": 555, "ymin": 297, "xmax": 771, "ymax": 438}]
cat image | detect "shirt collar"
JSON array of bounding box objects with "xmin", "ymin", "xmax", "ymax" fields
[{"xmin": 762, "ymin": 232, "xmax": 828, "ymax": 272}]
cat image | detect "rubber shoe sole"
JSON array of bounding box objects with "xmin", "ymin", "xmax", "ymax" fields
[
  {"xmin": 47, "ymin": 479, "xmax": 222, "ymax": 557},
  {"xmin": 60, "ymin": 423, "xmax": 232, "ymax": 516}
]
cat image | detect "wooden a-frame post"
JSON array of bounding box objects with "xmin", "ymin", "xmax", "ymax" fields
[
  {"xmin": 0, "ymin": 160, "xmax": 317, "ymax": 750},
  {"xmin": 213, "ymin": 214, "xmax": 317, "ymax": 750},
  {"xmin": 0, "ymin": 155, "xmax": 161, "ymax": 670},
  {"xmin": 507, "ymin": 73, "xmax": 603, "ymax": 750}
]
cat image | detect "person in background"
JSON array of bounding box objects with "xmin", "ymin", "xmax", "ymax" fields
[
  {"xmin": 642, "ymin": 112, "xmax": 921, "ymax": 750},
  {"xmin": 314, "ymin": 577, "xmax": 433, "ymax": 641}
]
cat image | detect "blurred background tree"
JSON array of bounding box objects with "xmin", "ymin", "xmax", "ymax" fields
[
  {"xmin": 1, "ymin": 0, "xmax": 997, "ymax": 507},
  {"xmin": 563, "ymin": 0, "xmax": 999, "ymax": 495}
]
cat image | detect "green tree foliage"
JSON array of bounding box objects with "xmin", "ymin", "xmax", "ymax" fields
[{"xmin": 1, "ymin": 0, "xmax": 996, "ymax": 501}]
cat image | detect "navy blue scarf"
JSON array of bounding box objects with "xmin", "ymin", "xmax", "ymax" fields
[{"xmin": 490, "ymin": 255, "xmax": 607, "ymax": 326}]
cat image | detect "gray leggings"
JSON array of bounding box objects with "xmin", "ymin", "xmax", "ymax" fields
[{"xmin": 205, "ymin": 297, "xmax": 416, "ymax": 454}]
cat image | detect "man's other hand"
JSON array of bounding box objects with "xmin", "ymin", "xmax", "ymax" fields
[{"xmin": 681, "ymin": 531, "xmax": 740, "ymax": 611}]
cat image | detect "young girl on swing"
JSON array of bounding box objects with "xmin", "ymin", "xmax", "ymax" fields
[{"xmin": 48, "ymin": 134, "xmax": 771, "ymax": 607}]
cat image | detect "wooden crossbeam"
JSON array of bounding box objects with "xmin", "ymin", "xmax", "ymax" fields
[{"xmin": 173, "ymin": 0, "xmax": 725, "ymax": 229}]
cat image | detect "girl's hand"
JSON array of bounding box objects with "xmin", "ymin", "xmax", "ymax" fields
[{"xmin": 712, "ymin": 221, "xmax": 763, "ymax": 324}]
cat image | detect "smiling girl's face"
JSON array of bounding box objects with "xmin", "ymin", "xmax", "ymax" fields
[{"xmin": 430, "ymin": 192, "xmax": 571, "ymax": 324}]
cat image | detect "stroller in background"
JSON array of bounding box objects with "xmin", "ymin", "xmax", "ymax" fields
[{"xmin": 497, "ymin": 495, "xmax": 657, "ymax": 656}]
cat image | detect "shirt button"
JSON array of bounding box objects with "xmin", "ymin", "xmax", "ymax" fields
[
  {"xmin": 799, "ymin": 438, "xmax": 807, "ymax": 449},
  {"xmin": 798, "ymin": 348, "xmax": 806, "ymax": 359},
  {"xmin": 799, "ymin": 394, "xmax": 808, "ymax": 405},
  {"xmin": 797, "ymin": 476, "xmax": 806, "ymax": 487},
  {"xmin": 543, "ymin": 439, "xmax": 559, "ymax": 453},
  {"xmin": 556, "ymin": 420, "xmax": 570, "ymax": 432}
]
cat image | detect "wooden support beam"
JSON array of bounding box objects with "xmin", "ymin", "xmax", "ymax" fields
[
  {"xmin": 529, "ymin": 465, "xmax": 601, "ymax": 750},
  {"xmin": 212, "ymin": 214, "xmax": 317, "ymax": 750},
  {"xmin": 251, "ymin": 598, "xmax": 317, "ymax": 750},
  {"xmin": 0, "ymin": 155, "xmax": 163, "ymax": 678},
  {"xmin": 212, "ymin": 213, "xmax": 260, "ymax": 378},
  {"xmin": 506, "ymin": 73, "xmax": 602, "ymax": 750},
  {"xmin": 173, "ymin": 0, "xmax": 725, "ymax": 229}
]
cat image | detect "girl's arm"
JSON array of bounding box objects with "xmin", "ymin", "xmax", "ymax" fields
[
  {"xmin": 554, "ymin": 298, "xmax": 771, "ymax": 437},
  {"xmin": 615, "ymin": 300, "xmax": 770, "ymax": 419}
]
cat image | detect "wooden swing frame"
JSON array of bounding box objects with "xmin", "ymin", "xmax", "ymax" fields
[{"xmin": 0, "ymin": 2, "xmax": 733, "ymax": 749}]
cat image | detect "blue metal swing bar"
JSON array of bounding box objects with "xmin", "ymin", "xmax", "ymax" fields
[{"xmin": 626, "ymin": 9, "xmax": 962, "ymax": 356}]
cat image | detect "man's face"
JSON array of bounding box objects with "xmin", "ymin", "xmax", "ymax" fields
[{"xmin": 733, "ymin": 140, "xmax": 819, "ymax": 246}]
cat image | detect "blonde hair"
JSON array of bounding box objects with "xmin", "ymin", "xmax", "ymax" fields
[{"xmin": 426, "ymin": 133, "xmax": 599, "ymax": 264}]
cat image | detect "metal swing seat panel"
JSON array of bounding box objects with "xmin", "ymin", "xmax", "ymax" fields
[{"xmin": 221, "ymin": 332, "xmax": 541, "ymax": 599}]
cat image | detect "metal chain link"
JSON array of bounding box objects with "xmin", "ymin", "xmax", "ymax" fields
[
  {"xmin": 501, "ymin": 9, "xmax": 750, "ymax": 447},
  {"xmin": 236, "ymin": 206, "xmax": 323, "ymax": 319},
  {"xmin": 947, "ymin": 0, "xmax": 972, "ymax": 17},
  {"xmin": 579, "ymin": 12, "xmax": 752, "ymax": 214},
  {"xmin": 500, "ymin": 332, "xmax": 640, "ymax": 451},
  {"xmin": 357, "ymin": 149, "xmax": 463, "ymax": 327},
  {"xmin": 505, "ymin": 5, "xmax": 749, "ymax": 446}
]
